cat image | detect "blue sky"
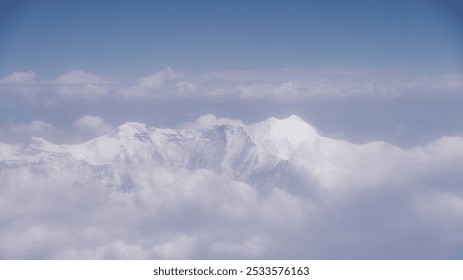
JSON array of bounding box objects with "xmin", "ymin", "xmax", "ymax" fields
[
  {"xmin": 0, "ymin": 0, "xmax": 463, "ymax": 146},
  {"xmin": 1, "ymin": 0, "xmax": 462, "ymax": 77}
]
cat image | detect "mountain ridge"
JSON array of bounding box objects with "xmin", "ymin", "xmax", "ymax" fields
[{"xmin": 1, "ymin": 115, "xmax": 463, "ymax": 190}]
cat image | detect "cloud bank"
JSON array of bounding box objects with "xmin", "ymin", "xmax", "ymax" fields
[
  {"xmin": 0, "ymin": 115, "xmax": 462, "ymax": 259},
  {"xmin": 1, "ymin": 69, "xmax": 463, "ymax": 104},
  {"xmin": 1, "ymin": 67, "xmax": 463, "ymax": 154}
]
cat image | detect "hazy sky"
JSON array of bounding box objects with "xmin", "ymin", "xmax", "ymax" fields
[{"xmin": 1, "ymin": 0, "xmax": 462, "ymax": 146}]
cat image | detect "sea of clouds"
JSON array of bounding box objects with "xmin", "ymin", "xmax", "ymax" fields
[{"xmin": 0, "ymin": 114, "xmax": 462, "ymax": 259}]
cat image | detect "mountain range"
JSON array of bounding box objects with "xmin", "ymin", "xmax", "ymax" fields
[
  {"xmin": 2, "ymin": 115, "xmax": 463, "ymax": 259},
  {"xmin": 1, "ymin": 115, "xmax": 463, "ymax": 192}
]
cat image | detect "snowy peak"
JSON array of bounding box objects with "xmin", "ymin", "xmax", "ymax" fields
[
  {"xmin": 117, "ymin": 122, "xmax": 150, "ymax": 132},
  {"xmin": 2, "ymin": 115, "xmax": 463, "ymax": 191},
  {"xmin": 111, "ymin": 122, "xmax": 153, "ymax": 140},
  {"xmin": 265, "ymin": 115, "xmax": 318, "ymax": 140},
  {"xmin": 0, "ymin": 115, "xmax": 322, "ymax": 166},
  {"xmin": 249, "ymin": 115, "xmax": 320, "ymax": 160},
  {"xmin": 18, "ymin": 137, "xmax": 62, "ymax": 156},
  {"xmin": 23, "ymin": 137, "xmax": 51, "ymax": 148}
]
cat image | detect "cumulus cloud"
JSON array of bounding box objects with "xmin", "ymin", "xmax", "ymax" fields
[
  {"xmin": 73, "ymin": 115, "xmax": 113, "ymax": 138},
  {"xmin": 0, "ymin": 71, "xmax": 39, "ymax": 102},
  {"xmin": 0, "ymin": 71, "xmax": 37, "ymax": 85},
  {"xmin": 186, "ymin": 114, "xmax": 244, "ymax": 129},
  {"xmin": 118, "ymin": 68, "xmax": 198, "ymax": 99},
  {"xmin": 54, "ymin": 70, "xmax": 109, "ymax": 100},
  {"xmin": 73, "ymin": 115, "xmax": 105, "ymax": 130}
]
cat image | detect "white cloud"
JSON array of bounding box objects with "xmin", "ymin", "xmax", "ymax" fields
[
  {"xmin": 134, "ymin": 67, "xmax": 181, "ymax": 90},
  {"xmin": 55, "ymin": 70, "xmax": 105, "ymax": 84},
  {"xmin": 118, "ymin": 68, "xmax": 191, "ymax": 99},
  {"xmin": 151, "ymin": 235, "xmax": 198, "ymax": 259},
  {"xmin": 404, "ymin": 73, "xmax": 463, "ymax": 93},
  {"xmin": 72, "ymin": 241, "xmax": 150, "ymax": 259},
  {"xmin": 1, "ymin": 69, "xmax": 463, "ymax": 104},
  {"xmin": 187, "ymin": 114, "xmax": 244, "ymax": 128},
  {"xmin": 0, "ymin": 71, "xmax": 39, "ymax": 102},
  {"xmin": 73, "ymin": 115, "xmax": 113, "ymax": 138},
  {"xmin": 23, "ymin": 120, "xmax": 55, "ymax": 132},
  {"xmin": 229, "ymin": 78, "xmax": 406, "ymax": 100},
  {"xmin": 116, "ymin": 69, "xmax": 463, "ymax": 101},
  {"xmin": 54, "ymin": 70, "xmax": 109, "ymax": 100},
  {"xmin": 0, "ymin": 71, "xmax": 37, "ymax": 85},
  {"xmin": 0, "ymin": 70, "xmax": 111, "ymax": 103},
  {"xmin": 1, "ymin": 116, "xmax": 463, "ymax": 259},
  {"xmin": 174, "ymin": 81, "xmax": 198, "ymax": 95},
  {"xmin": 56, "ymin": 84, "xmax": 109, "ymax": 100},
  {"xmin": 73, "ymin": 116, "xmax": 106, "ymax": 130}
]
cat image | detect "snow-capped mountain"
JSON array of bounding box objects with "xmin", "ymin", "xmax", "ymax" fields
[
  {"xmin": 1, "ymin": 115, "xmax": 463, "ymax": 191},
  {"xmin": 2, "ymin": 115, "xmax": 463, "ymax": 260}
]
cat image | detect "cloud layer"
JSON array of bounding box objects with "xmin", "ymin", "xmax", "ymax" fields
[
  {"xmin": 1, "ymin": 68, "xmax": 463, "ymax": 156},
  {"xmin": 1, "ymin": 69, "xmax": 463, "ymax": 104},
  {"xmin": 0, "ymin": 116, "xmax": 462, "ymax": 259}
]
